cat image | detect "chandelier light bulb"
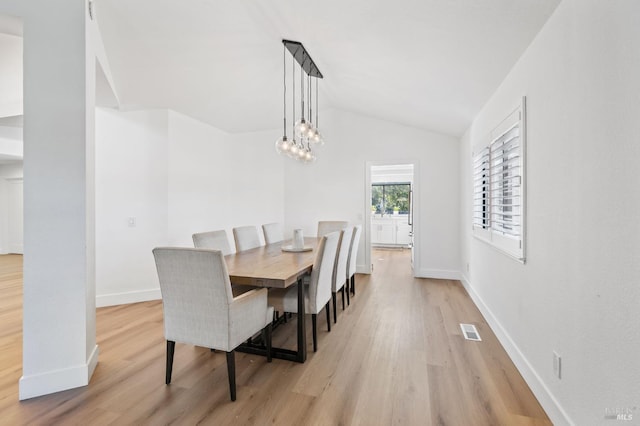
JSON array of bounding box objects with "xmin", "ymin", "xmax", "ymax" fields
[
  {"xmin": 311, "ymin": 129, "xmax": 324, "ymax": 145},
  {"xmin": 305, "ymin": 123, "xmax": 315, "ymax": 139},
  {"xmin": 275, "ymin": 136, "xmax": 291, "ymax": 155},
  {"xmin": 296, "ymin": 143, "xmax": 307, "ymax": 161},
  {"xmin": 295, "ymin": 118, "xmax": 309, "ymax": 137},
  {"xmin": 307, "ymin": 150, "xmax": 317, "ymax": 163},
  {"xmin": 288, "ymin": 140, "xmax": 300, "ymax": 158}
]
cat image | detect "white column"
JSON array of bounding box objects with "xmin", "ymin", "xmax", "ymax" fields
[{"xmin": 0, "ymin": 0, "xmax": 98, "ymax": 399}]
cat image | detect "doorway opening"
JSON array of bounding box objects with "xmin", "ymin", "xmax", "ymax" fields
[
  {"xmin": 0, "ymin": 10, "xmax": 25, "ymax": 402},
  {"xmin": 0, "ymin": 16, "xmax": 24, "ymax": 256},
  {"xmin": 365, "ymin": 162, "xmax": 418, "ymax": 275}
]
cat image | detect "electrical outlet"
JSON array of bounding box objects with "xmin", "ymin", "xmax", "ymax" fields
[
  {"xmin": 553, "ymin": 351, "xmax": 562, "ymax": 379},
  {"xmin": 127, "ymin": 217, "xmax": 137, "ymax": 228}
]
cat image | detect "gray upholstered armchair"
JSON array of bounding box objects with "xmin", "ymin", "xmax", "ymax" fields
[
  {"xmin": 192, "ymin": 230, "xmax": 233, "ymax": 255},
  {"xmin": 317, "ymin": 220, "xmax": 348, "ymax": 237},
  {"xmin": 152, "ymin": 247, "xmax": 274, "ymax": 401},
  {"xmin": 267, "ymin": 231, "xmax": 340, "ymax": 352},
  {"xmin": 233, "ymin": 225, "xmax": 262, "ymax": 252},
  {"xmin": 332, "ymin": 226, "xmax": 353, "ymax": 323},
  {"xmin": 262, "ymin": 222, "xmax": 284, "ymax": 245},
  {"xmin": 347, "ymin": 225, "xmax": 362, "ymax": 296}
]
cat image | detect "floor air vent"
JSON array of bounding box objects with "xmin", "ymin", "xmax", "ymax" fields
[{"xmin": 460, "ymin": 323, "xmax": 482, "ymax": 341}]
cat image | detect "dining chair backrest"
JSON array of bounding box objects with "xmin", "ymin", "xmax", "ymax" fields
[
  {"xmin": 152, "ymin": 247, "xmax": 234, "ymax": 349},
  {"xmin": 262, "ymin": 222, "xmax": 284, "ymax": 245},
  {"xmin": 333, "ymin": 227, "xmax": 353, "ymax": 292},
  {"xmin": 233, "ymin": 226, "xmax": 262, "ymax": 252},
  {"xmin": 192, "ymin": 230, "xmax": 233, "ymax": 255},
  {"xmin": 317, "ymin": 221, "xmax": 349, "ymax": 237},
  {"xmin": 307, "ymin": 231, "xmax": 340, "ymax": 313},
  {"xmin": 347, "ymin": 225, "xmax": 362, "ymax": 279}
]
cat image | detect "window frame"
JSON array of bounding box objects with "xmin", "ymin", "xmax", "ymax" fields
[
  {"xmin": 471, "ymin": 97, "xmax": 526, "ymax": 262},
  {"xmin": 371, "ymin": 182, "xmax": 412, "ymax": 215}
]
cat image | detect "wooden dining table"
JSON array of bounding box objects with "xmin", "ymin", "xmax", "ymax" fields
[{"xmin": 225, "ymin": 237, "xmax": 319, "ymax": 363}]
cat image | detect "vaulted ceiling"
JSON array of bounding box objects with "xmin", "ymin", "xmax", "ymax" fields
[
  {"xmin": 2, "ymin": 1, "xmax": 560, "ymax": 139},
  {"xmin": 94, "ymin": 0, "xmax": 559, "ymax": 137}
]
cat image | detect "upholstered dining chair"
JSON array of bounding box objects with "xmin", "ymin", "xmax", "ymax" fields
[
  {"xmin": 331, "ymin": 227, "xmax": 353, "ymax": 323},
  {"xmin": 268, "ymin": 231, "xmax": 340, "ymax": 352},
  {"xmin": 233, "ymin": 226, "xmax": 262, "ymax": 252},
  {"xmin": 317, "ymin": 220, "xmax": 349, "ymax": 237},
  {"xmin": 347, "ymin": 225, "xmax": 362, "ymax": 296},
  {"xmin": 193, "ymin": 229, "xmax": 257, "ymax": 296},
  {"xmin": 262, "ymin": 222, "xmax": 284, "ymax": 245},
  {"xmin": 152, "ymin": 247, "xmax": 273, "ymax": 401},
  {"xmin": 192, "ymin": 230, "xmax": 233, "ymax": 255}
]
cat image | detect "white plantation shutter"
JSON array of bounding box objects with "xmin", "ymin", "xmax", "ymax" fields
[
  {"xmin": 472, "ymin": 97, "xmax": 525, "ymax": 262},
  {"xmin": 490, "ymin": 125, "xmax": 521, "ymax": 237},
  {"xmin": 472, "ymin": 146, "xmax": 490, "ymax": 230}
]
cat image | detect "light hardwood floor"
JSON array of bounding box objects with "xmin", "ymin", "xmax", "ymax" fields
[{"xmin": 0, "ymin": 251, "xmax": 550, "ymax": 425}]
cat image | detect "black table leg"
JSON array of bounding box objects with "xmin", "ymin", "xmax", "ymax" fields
[
  {"xmin": 236, "ymin": 276, "xmax": 308, "ymax": 363},
  {"xmin": 296, "ymin": 276, "xmax": 307, "ymax": 362}
]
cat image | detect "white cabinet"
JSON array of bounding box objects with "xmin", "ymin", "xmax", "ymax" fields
[
  {"xmin": 396, "ymin": 222, "xmax": 412, "ymax": 246},
  {"xmin": 371, "ymin": 216, "xmax": 412, "ymax": 247},
  {"xmin": 372, "ymin": 222, "xmax": 395, "ymax": 244}
]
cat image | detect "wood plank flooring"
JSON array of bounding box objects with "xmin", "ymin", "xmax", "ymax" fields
[{"xmin": 0, "ymin": 251, "xmax": 551, "ymax": 425}]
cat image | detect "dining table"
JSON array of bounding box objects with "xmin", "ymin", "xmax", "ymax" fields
[{"xmin": 224, "ymin": 236, "xmax": 319, "ymax": 363}]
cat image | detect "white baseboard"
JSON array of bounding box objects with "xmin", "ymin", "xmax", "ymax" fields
[
  {"xmin": 459, "ymin": 274, "xmax": 573, "ymax": 426},
  {"xmin": 9, "ymin": 244, "xmax": 23, "ymax": 254},
  {"xmin": 415, "ymin": 268, "xmax": 461, "ymax": 280},
  {"xmin": 96, "ymin": 288, "xmax": 161, "ymax": 308},
  {"xmin": 19, "ymin": 344, "xmax": 99, "ymax": 400},
  {"xmin": 0, "ymin": 248, "xmax": 21, "ymax": 255},
  {"xmin": 87, "ymin": 344, "xmax": 99, "ymax": 379},
  {"xmin": 356, "ymin": 263, "xmax": 370, "ymax": 274}
]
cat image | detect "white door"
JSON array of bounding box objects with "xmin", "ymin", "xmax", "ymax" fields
[{"xmin": 7, "ymin": 179, "xmax": 23, "ymax": 254}]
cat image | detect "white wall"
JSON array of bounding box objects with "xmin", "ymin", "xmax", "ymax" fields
[
  {"xmin": 0, "ymin": 125, "xmax": 23, "ymax": 158},
  {"xmin": 167, "ymin": 111, "xmax": 284, "ymax": 248},
  {"xmin": 0, "ymin": 162, "xmax": 22, "ymax": 177},
  {"xmin": 96, "ymin": 106, "xmax": 457, "ymax": 303},
  {"xmin": 371, "ymin": 164, "xmax": 414, "ymax": 185},
  {"xmin": 0, "ymin": 162, "xmax": 23, "ymax": 254},
  {"xmin": 283, "ymin": 108, "xmax": 460, "ymax": 277},
  {"xmin": 3, "ymin": 0, "xmax": 99, "ymax": 400},
  {"xmin": 95, "ymin": 108, "xmax": 169, "ymax": 306},
  {"xmin": 0, "ymin": 32, "xmax": 22, "ymax": 118},
  {"xmin": 460, "ymin": 1, "xmax": 640, "ymax": 424},
  {"xmin": 228, "ymin": 129, "xmax": 285, "ymax": 233},
  {"xmin": 166, "ymin": 110, "xmax": 230, "ymax": 246},
  {"xmin": 95, "ymin": 109, "xmax": 285, "ymax": 305}
]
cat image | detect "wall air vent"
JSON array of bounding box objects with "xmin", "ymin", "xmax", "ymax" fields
[{"xmin": 460, "ymin": 323, "xmax": 482, "ymax": 341}]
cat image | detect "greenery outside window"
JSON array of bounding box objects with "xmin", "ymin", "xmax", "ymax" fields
[{"xmin": 372, "ymin": 183, "xmax": 411, "ymax": 215}]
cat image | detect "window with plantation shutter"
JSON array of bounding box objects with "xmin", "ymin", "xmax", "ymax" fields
[
  {"xmin": 472, "ymin": 147, "xmax": 490, "ymax": 230},
  {"xmin": 490, "ymin": 125, "xmax": 521, "ymax": 237},
  {"xmin": 472, "ymin": 97, "xmax": 526, "ymax": 262}
]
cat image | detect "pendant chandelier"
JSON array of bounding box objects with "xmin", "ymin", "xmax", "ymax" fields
[{"xmin": 275, "ymin": 39, "xmax": 324, "ymax": 163}]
